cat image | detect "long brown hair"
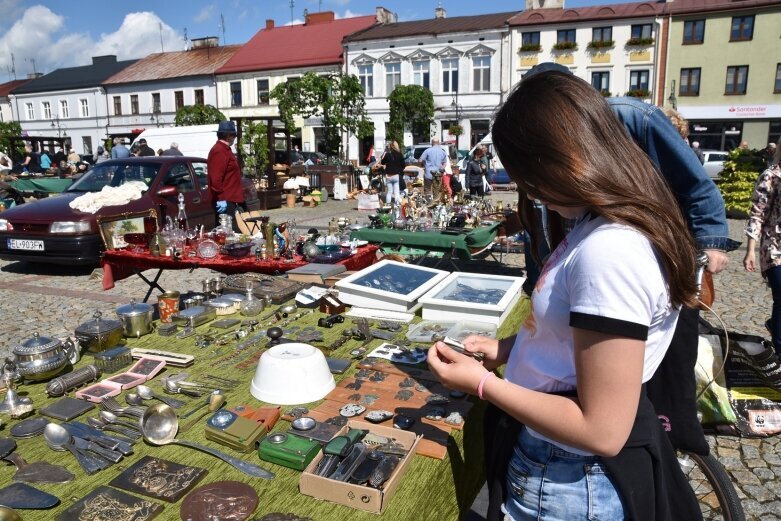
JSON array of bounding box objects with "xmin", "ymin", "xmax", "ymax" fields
[{"xmin": 493, "ymin": 72, "xmax": 697, "ymax": 307}]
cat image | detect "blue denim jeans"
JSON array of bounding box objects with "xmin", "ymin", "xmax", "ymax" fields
[{"xmin": 503, "ymin": 427, "xmax": 626, "ymax": 521}]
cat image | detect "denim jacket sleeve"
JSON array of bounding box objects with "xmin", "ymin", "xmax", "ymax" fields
[{"xmin": 608, "ymin": 97, "xmax": 739, "ymax": 252}]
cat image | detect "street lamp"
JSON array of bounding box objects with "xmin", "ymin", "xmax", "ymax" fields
[
  {"xmin": 150, "ymin": 107, "xmax": 162, "ymax": 127},
  {"xmin": 667, "ymin": 79, "xmax": 677, "ymax": 111},
  {"xmin": 449, "ymin": 89, "xmax": 463, "ymax": 145},
  {"xmin": 50, "ymin": 113, "xmax": 66, "ymax": 138}
]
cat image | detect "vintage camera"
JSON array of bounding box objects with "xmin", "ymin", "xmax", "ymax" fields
[
  {"xmin": 258, "ymin": 432, "xmax": 321, "ymax": 471},
  {"xmin": 204, "ymin": 410, "xmax": 266, "ymax": 453}
]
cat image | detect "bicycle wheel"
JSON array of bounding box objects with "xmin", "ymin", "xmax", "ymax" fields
[{"xmin": 678, "ymin": 451, "xmax": 745, "ymax": 521}]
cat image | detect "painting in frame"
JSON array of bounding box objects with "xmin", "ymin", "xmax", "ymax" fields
[{"xmin": 97, "ymin": 209, "xmax": 156, "ymax": 250}]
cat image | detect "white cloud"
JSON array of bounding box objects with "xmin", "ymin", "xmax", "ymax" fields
[
  {"xmin": 0, "ymin": 7, "xmax": 183, "ymax": 79},
  {"xmin": 194, "ymin": 5, "xmax": 215, "ymax": 23},
  {"xmin": 335, "ymin": 10, "xmax": 360, "ymax": 19},
  {"xmin": 330, "ymin": 0, "xmax": 351, "ymax": 5}
]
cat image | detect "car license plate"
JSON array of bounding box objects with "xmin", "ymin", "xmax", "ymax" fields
[{"xmin": 7, "ymin": 239, "xmax": 44, "ymax": 251}]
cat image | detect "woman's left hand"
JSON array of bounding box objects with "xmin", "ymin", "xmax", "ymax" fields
[{"xmin": 427, "ymin": 342, "xmax": 489, "ymax": 395}]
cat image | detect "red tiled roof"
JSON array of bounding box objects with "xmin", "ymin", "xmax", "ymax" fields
[
  {"xmin": 665, "ymin": 0, "xmax": 780, "ymax": 15},
  {"xmin": 0, "ymin": 79, "xmax": 31, "ymax": 97},
  {"xmin": 104, "ymin": 45, "xmax": 241, "ymax": 85},
  {"xmin": 508, "ymin": 2, "xmax": 665, "ymax": 26},
  {"xmin": 345, "ymin": 12, "xmax": 519, "ymax": 42},
  {"xmin": 216, "ymin": 14, "xmax": 376, "ymax": 74}
]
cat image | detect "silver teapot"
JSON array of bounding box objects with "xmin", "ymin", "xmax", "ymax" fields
[{"xmin": 12, "ymin": 332, "xmax": 80, "ymax": 382}]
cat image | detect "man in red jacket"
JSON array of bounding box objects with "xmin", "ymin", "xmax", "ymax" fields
[{"xmin": 207, "ymin": 121, "xmax": 245, "ymax": 230}]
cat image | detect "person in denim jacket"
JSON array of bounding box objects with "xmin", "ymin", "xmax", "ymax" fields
[{"xmin": 745, "ymin": 139, "xmax": 781, "ymax": 356}]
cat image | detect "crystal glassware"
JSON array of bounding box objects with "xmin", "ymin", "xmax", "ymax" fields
[{"xmin": 240, "ymin": 281, "xmax": 264, "ymax": 317}]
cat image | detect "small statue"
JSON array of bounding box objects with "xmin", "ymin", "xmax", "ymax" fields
[{"xmin": 275, "ymin": 223, "xmax": 289, "ymax": 255}]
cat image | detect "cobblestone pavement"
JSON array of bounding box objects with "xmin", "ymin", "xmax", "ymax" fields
[{"xmin": 0, "ymin": 195, "xmax": 778, "ymax": 519}]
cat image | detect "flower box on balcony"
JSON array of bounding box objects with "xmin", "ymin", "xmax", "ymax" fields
[
  {"xmin": 625, "ymin": 88, "xmax": 651, "ymax": 98},
  {"xmin": 520, "ymin": 43, "xmax": 542, "ymax": 52},
  {"xmin": 626, "ymin": 37, "xmax": 655, "ymax": 46},
  {"xmin": 552, "ymin": 41, "xmax": 578, "ymax": 51},
  {"xmin": 587, "ymin": 40, "xmax": 614, "ymax": 50}
]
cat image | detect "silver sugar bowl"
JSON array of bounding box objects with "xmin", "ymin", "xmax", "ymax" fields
[{"xmin": 12, "ymin": 332, "xmax": 80, "ymax": 382}]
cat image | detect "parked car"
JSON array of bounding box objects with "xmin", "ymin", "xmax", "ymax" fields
[
  {"xmin": 702, "ymin": 150, "xmax": 728, "ymax": 180},
  {"xmin": 0, "ymin": 156, "xmax": 260, "ymax": 265}
]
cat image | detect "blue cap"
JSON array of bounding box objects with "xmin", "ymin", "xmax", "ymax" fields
[{"xmin": 217, "ymin": 121, "xmax": 237, "ymax": 134}]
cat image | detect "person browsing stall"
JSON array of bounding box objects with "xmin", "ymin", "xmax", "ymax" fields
[
  {"xmin": 427, "ymin": 71, "xmax": 702, "ymax": 521},
  {"xmin": 418, "ymin": 137, "xmax": 447, "ymax": 198},
  {"xmin": 380, "ymin": 141, "xmax": 405, "ymax": 205},
  {"xmin": 207, "ymin": 121, "xmax": 245, "ymax": 231}
]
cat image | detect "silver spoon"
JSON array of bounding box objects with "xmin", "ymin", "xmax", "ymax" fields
[
  {"xmin": 181, "ymin": 389, "xmax": 223, "ymax": 419},
  {"xmin": 164, "ymin": 379, "xmax": 203, "ymax": 397},
  {"xmin": 99, "ymin": 410, "xmax": 142, "ymax": 433},
  {"xmin": 137, "ymin": 385, "xmax": 186, "ymax": 409},
  {"xmin": 125, "ymin": 392, "xmax": 144, "ymax": 406},
  {"xmin": 139, "ymin": 404, "xmax": 274, "ymax": 479},
  {"xmin": 43, "ymin": 423, "xmax": 106, "ymax": 474}
]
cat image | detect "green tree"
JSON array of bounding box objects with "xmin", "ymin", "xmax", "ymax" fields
[
  {"xmin": 174, "ymin": 104, "xmax": 226, "ymax": 126},
  {"xmin": 718, "ymin": 147, "xmax": 766, "ymax": 216},
  {"xmin": 239, "ymin": 120, "xmax": 268, "ymax": 179},
  {"xmin": 0, "ymin": 121, "xmax": 23, "ymax": 158},
  {"xmin": 387, "ymin": 85, "xmax": 434, "ymax": 145},
  {"xmin": 270, "ymin": 72, "xmax": 372, "ymax": 159}
]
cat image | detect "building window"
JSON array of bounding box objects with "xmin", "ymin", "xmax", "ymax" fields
[
  {"xmin": 113, "ymin": 96, "xmax": 122, "ymax": 115},
  {"xmin": 174, "ymin": 91, "xmax": 184, "ymax": 110},
  {"xmin": 60, "ymin": 100, "xmax": 69, "ymax": 118},
  {"xmin": 730, "ymin": 15, "xmax": 754, "ymax": 41},
  {"xmin": 522, "ymin": 31, "xmax": 540, "ymax": 46},
  {"xmin": 592, "ymin": 26, "xmax": 612, "ymax": 42},
  {"xmin": 631, "ymin": 24, "xmax": 652, "ymax": 40},
  {"xmin": 194, "ymin": 89, "xmax": 204, "ymax": 105},
  {"xmin": 442, "ymin": 58, "xmax": 458, "ymax": 93},
  {"xmin": 42, "ymin": 101, "xmax": 51, "ymax": 120},
  {"xmin": 412, "ymin": 60, "xmax": 430, "ymax": 89},
  {"xmin": 80, "ymin": 99, "xmax": 89, "ymax": 117},
  {"xmin": 725, "ymin": 65, "xmax": 749, "ymax": 95},
  {"xmin": 472, "ymin": 56, "xmax": 491, "ymax": 92},
  {"xmin": 25, "ymin": 103, "xmax": 33, "ymax": 120},
  {"xmin": 130, "ymin": 95, "xmax": 139, "ymax": 115},
  {"xmin": 151, "ymin": 93, "xmax": 161, "ymax": 113},
  {"xmin": 230, "ymin": 81, "xmax": 242, "ymax": 107},
  {"xmin": 775, "ymin": 63, "xmax": 781, "ymax": 93},
  {"xmin": 357, "ymin": 66, "xmax": 373, "ymax": 97},
  {"xmin": 683, "ymin": 20, "xmax": 705, "ymax": 44},
  {"xmin": 557, "ymin": 29, "xmax": 576, "ymax": 43},
  {"xmin": 385, "ymin": 62, "xmax": 401, "ymax": 94},
  {"xmin": 629, "ymin": 70, "xmax": 650, "ymax": 91},
  {"xmin": 591, "ymin": 71, "xmax": 610, "ymax": 95},
  {"xmin": 679, "ymin": 68, "xmax": 701, "ymax": 96},
  {"xmin": 257, "ymin": 79, "xmax": 269, "ymax": 104}
]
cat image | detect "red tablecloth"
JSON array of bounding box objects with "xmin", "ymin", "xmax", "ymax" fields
[{"xmin": 101, "ymin": 245, "xmax": 379, "ymax": 290}]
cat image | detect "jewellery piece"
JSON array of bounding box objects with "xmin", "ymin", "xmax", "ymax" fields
[
  {"xmin": 393, "ymin": 415, "xmax": 415, "ymax": 430},
  {"xmin": 364, "ymin": 410, "xmax": 394, "ymax": 424},
  {"xmin": 395, "ymin": 390, "xmax": 413, "ymax": 401},
  {"xmin": 444, "ymin": 411, "xmax": 464, "ymax": 426},
  {"xmin": 424, "ymin": 407, "xmax": 446, "ymax": 421},
  {"xmin": 426, "ymin": 394, "xmax": 450, "ymax": 406},
  {"xmin": 339, "ymin": 403, "xmax": 365, "ymax": 417}
]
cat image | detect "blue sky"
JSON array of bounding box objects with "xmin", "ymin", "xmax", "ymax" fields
[{"xmin": 1, "ymin": 0, "xmax": 631, "ymax": 81}]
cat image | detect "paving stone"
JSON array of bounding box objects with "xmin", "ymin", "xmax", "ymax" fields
[{"xmin": 744, "ymin": 484, "xmax": 777, "ymax": 502}]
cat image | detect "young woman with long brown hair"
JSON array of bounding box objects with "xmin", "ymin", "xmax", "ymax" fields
[{"xmin": 427, "ymin": 71, "xmax": 701, "ymax": 520}]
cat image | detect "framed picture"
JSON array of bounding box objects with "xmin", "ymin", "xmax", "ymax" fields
[{"xmin": 97, "ymin": 209, "xmax": 156, "ymax": 250}]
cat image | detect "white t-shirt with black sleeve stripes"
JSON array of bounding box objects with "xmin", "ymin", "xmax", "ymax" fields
[{"xmin": 504, "ymin": 213, "xmax": 679, "ymax": 454}]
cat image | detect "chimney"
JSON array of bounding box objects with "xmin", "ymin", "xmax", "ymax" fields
[
  {"xmin": 92, "ymin": 55, "xmax": 118, "ymax": 65},
  {"xmin": 191, "ymin": 36, "xmax": 219, "ymax": 49},
  {"xmin": 435, "ymin": 6, "xmax": 447, "ymax": 18},
  {"xmin": 265, "ymin": 19, "xmax": 275, "ymax": 29},
  {"xmin": 525, "ymin": 0, "xmax": 564, "ymax": 9},
  {"xmin": 305, "ymin": 11, "xmax": 335, "ymax": 25},
  {"xmin": 27, "ymin": 72, "xmax": 43, "ymax": 79},
  {"xmin": 375, "ymin": 7, "xmax": 397, "ymax": 24}
]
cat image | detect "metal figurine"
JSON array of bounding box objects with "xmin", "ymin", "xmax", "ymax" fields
[{"xmin": 0, "ymin": 360, "xmax": 33, "ymax": 418}]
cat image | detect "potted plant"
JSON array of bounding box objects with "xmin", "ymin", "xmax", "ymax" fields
[
  {"xmin": 718, "ymin": 148, "xmax": 766, "ymax": 218},
  {"xmin": 600, "ymin": 90, "xmax": 612, "ymax": 97},
  {"xmin": 520, "ymin": 43, "xmax": 542, "ymax": 52},
  {"xmin": 448, "ymin": 124, "xmax": 464, "ymax": 137},
  {"xmin": 625, "ymin": 88, "xmax": 651, "ymax": 98},
  {"xmin": 552, "ymin": 41, "xmax": 578, "ymax": 51},
  {"xmin": 587, "ymin": 40, "xmax": 614, "ymax": 50}
]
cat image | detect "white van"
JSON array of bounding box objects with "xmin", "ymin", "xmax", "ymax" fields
[
  {"xmin": 458, "ymin": 133, "xmax": 511, "ymax": 189},
  {"xmin": 131, "ymin": 124, "xmax": 218, "ymax": 158}
]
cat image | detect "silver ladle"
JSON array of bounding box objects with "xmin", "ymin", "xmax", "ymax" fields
[
  {"xmin": 139, "ymin": 404, "xmax": 274, "ymax": 480},
  {"xmin": 137, "ymin": 384, "xmax": 186, "ymax": 409}
]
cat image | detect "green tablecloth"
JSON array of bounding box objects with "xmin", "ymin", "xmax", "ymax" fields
[
  {"xmin": 350, "ymin": 222, "xmax": 500, "ymax": 261},
  {"xmin": 6, "ymin": 296, "xmax": 529, "ymax": 521},
  {"xmin": 10, "ymin": 177, "xmax": 73, "ymax": 193}
]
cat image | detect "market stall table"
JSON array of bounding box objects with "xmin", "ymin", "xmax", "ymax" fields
[
  {"xmin": 350, "ymin": 223, "xmax": 500, "ymax": 266},
  {"xmin": 9, "ymin": 177, "xmax": 73, "ymax": 195},
  {"xmin": 101, "ymin": 245, "xmax": 379, "ymax": 301},
  {"xmin": 1, "ymin": 290, "xmax": 529, "ymax": 521}
]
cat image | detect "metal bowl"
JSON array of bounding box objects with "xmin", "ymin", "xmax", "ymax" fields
[{"xmin": 223, "ymin": 242, "xmax": 253, "ymax": 258}]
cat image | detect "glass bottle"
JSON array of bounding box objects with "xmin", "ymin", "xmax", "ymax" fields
[
  {"xmin": 240, "ymin": 281, "xmax": 264, "ymax": 316},
  {"xmin": 176, "ymin": 193, "xmax": 188, "ymax": 230},
  {"xmin": 213, "ymin": 214, "xmax": 233, "ymax": 245}
]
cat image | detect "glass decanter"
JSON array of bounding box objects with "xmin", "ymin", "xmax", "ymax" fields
[
  {"xmin": 239, "ymin": 281, "xmax": 264, "ymax": 317},
  {"xmin": 176, "ymin": 193, "xmax": 188, "ymax": 230},
  {"xmin": 213, "ymin": 214, "xmax": 233, "ymax": 245}
]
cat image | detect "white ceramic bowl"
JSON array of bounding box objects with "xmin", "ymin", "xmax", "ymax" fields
[{"xmin": 250, "ymin": 343, "xmax": 335, "ymax": 405}]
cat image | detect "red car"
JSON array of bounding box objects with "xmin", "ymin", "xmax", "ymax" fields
[{"xmin": 0, "ymin": 157, "xmax": 260, "ymax": 265}]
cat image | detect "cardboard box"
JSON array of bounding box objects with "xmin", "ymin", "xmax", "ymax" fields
[{"xmin": 299, "ymin": 420, "xmax": 421, "ymax": 514}]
